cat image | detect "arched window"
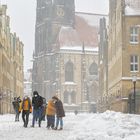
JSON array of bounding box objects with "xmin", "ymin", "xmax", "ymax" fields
[
  {"xmin": 89, "ymin": 62, "xmax": 98, "ymax": 75},
  {"xmin": 65, "ymin": 61, "xmax": 74, "ymax": 82}
]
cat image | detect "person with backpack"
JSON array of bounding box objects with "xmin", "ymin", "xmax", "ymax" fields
[
  {"xmin": 20, "ymin": 95, "xmax": 32, "ymax": 127},
  {"xmin": 12, "ymin": 97, "xmax": 22, "ymax": 121},
  {"xmin": 31, "ymin": 91, "xmax": 43, "ymax": 127}
]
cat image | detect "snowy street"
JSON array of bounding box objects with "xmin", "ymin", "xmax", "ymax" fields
[{"xmin": 1, "ymin": 111, "xmax": 140, "ymax": 140}]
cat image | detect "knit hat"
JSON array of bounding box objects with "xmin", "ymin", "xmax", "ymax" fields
[
  {"xmin": 33, "ymin": 91, "xmax": 39, "ymax": 96},
  {"xmin": 52, "ymin": 95, "xmax": 58, "ymax": 100}
]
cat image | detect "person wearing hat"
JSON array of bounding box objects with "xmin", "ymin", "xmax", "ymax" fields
[
  {"xmin": 12, "ymin": 96, "xmax": 22, "ymax": 122},
  {"xmin": 31, "ymin": 91, "xmax": 43, "ymax": 127},
  {"xmin": 52, "ymin": 96, "xmax": 65, "ymax": 130}
]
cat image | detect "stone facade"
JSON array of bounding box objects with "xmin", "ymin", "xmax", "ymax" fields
[
  {"xmin": 0, "ymin": 5, "xmax": 24, "ymax": 114},
  {"xmin": 99, "ymin": 0, "xmax": 140, "ymax": 113},
  {"xmin": 32, "ymin": 0, "xmax": 103, "ymax": 111},
  {"xmin": 32, "ymin": 0, "xmax": 75, "ymax": 98},
  {"xmin": 59, "ymin": 46, "xmax": 98, "ymax": 111}
]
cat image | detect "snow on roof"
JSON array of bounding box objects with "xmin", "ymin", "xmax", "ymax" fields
[
  {"xmin": 60, "ymin": 46, "xmax": 98, "ymax": 52},
  {"xmin": 59, "ymin": 26, "xmax": 81, "ymax": 46},
  {"xmin": 76, "ymin": 12, "xmax": 108, "ymax": 27},
  {"xmin": 63, "ymin": 82, "xmax": 77, "ymax": 85},
  {"xmin": 58, "ymin": 13, "xmax": 101, "ymax": 52},
  {"xmin": 125, "ymin": 0, "xmax": 140, "ymax": 16}
]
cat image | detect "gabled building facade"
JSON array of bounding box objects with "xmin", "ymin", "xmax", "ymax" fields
[
  {"xmin": 101, "ymin": 0, "xmax": 140, "ymax": 113},
  {"xmin": 0, "ymin": 5, "xmax": 24, "ymax": 114}
]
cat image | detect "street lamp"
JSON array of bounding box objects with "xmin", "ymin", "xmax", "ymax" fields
[{"xmin": 132, "ymin": 75, "xmax": 137, "ymax": 114}]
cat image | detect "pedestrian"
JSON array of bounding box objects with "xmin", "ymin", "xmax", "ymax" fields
[
  {"xmin": 12, "ymin": 97, "xmax": 22, "ymax": 122},
  {"xmin": 31, "ymin": 91, "xmax": 43, "ymax": 127},
  {"xmin": 20, "ymin": 95, "xmax": 32, "ymax": 127},
  {"xmin": 46, "ymin": 98, "xmax": 56, "ymax": 129},
  {"xmin": 52, "ymin": 96, "xmax": 65, "ymax": 130}
]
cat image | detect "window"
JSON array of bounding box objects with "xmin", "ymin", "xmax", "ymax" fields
[
  {"xmin": 89, "ymin": 62, "xmax": 98, "ymax": 75},
  {"xmin": 130, "ymin": 27, "xmax": 139, "ymax": 44},
  {"xmin": 130, "ymin": 55, "xmax": 139, "ymax": 72},
  {"xmin": 65, "ymin": 61, "xmax": 74, "ymax": 82}
]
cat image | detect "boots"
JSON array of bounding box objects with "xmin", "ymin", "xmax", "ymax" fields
[{"xmin": 58, "ymin": 127, "xmax": 63, "ymax": 130}]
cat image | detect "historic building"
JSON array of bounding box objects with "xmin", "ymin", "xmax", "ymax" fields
[
  {"xmin": 32, "ymin": 0, "xmax": 75, "ymax": 98},
  {"xmin": 58, "ymin": 18, "xmax": 99, "ymax": 111},
  {"xmin": 32, "ymin": 0, "xmax": 106, "ymax": 111},
  {"xmin": 100, "ymin": 0, "xmax": 140, "ymax": 113},
  {"xmin": 0, "ymin": 5, "xmax": 24, "ymax": 114}
]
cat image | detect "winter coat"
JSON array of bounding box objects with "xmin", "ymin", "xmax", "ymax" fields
[
  {"xmin": 20, "ymin": 97, "xmax": 32, "ymax": 112},
  {"xmin": 32, "ymin": 95, "xmax": 43, "ymax": 110},
  {"xmin": 12, "ymin": 100, "xmax": 20, "ymax": 112},
  {"xmin": 55, "ymin": 100, "xmax": 65, "ymax": 117},
  {"xmin": 46, "ymin": 99, "xmax": 56, "ymax": 116}
]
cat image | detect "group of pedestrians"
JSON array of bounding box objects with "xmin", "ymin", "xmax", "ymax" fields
[
  {"xmin": 12, "ymin": 91, "xmax": 65, "ymax": 130},
  {"xmin": 46, "ymin": 96, "xmax": 65, "ymax": 130}
]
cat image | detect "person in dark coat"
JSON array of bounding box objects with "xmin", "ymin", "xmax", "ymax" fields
[
  {"xmin": 52, "ymin": 96, "xmax": 65, "ymax": 130},
  {"xmin": 12, "ymin": 97, "xmax": 21, "ymax": 121},
  {"xmin": 31, "ymin": 91, "xmax": 43, "ymax": 127}
]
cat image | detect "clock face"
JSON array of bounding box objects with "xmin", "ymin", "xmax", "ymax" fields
[{"xmin": 56, "ymin": 5, "xmax": 64, "ymax": 17}]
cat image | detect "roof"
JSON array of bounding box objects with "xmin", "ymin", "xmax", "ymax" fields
[
  {"xmin": 58, "ymin": 12, "xmax": 105, "ymax": 51},
  {"xmin": 75, "ymin": 12, "xmax": 107, "ymax": 27}
]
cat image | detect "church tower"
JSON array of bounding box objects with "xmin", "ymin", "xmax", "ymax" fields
[
  {"xmin": 51, "ymin": 0, "xmax": 75, "ymax": 44},
  {"xmin": 33, "ymin": 0, "xmax": 75, "ymax": 99},
  {"xmin": 34, "ymin": 0, "xmax": 75, "ymax": 55}
]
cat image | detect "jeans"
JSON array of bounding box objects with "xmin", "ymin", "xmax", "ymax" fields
[
  {"xmin": 15, "ymin": 109, "xmax": 20, "ymax": 121},
  {"xmin": 22, "ymin": 110, "xmax": 30, "ymax": 127},
  {"xmin": 56, "ymin": 117, "xmax": 63, "ymax": 128},
  {"xmin": 32, "ymin": 107, "xmax": 42, "ymax": 126},
  {"xmin": 47, "ymin": 115, "xmax": 55, "ymax": 128}
]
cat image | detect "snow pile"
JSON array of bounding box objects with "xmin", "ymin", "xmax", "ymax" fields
[
  {"xmin": 67, "ymin": 111, "xmax": 140, "ymax": 140},
  {"xmin": 1, "ymin": 111, "xmax": 140, "ymax": 140}
]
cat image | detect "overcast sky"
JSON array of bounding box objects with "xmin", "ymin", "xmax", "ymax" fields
[{"xmin": 1, "ymin": 0, "xmax": 109, "ymax": 71}]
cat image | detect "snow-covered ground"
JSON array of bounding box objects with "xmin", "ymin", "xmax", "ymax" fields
[{"xmin": 0, "ymin": 111, "xmax": 140, "ymax": 140}]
